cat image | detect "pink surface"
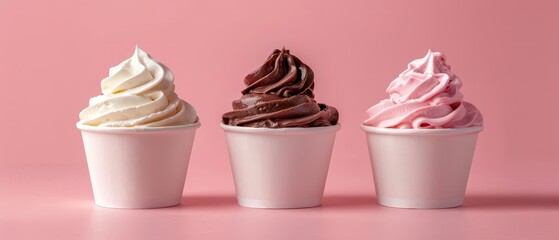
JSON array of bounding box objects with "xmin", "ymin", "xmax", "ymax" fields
[{"xmin": 1, "ymin": 0, "xmax": 558, "ymax": 239}]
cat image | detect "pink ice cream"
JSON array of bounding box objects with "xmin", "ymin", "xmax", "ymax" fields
[{"xmin": 364, "ymin": 50, "xmax": 483, "ymax": 129}]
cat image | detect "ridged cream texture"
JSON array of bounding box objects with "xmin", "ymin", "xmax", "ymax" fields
[
  {"xmin": 79, "ymin": 46, "xmax": 197, "ymax": 127},
  {"xmin": 364, "ymin": 50, "xmax": 482, "ymax": 129}
]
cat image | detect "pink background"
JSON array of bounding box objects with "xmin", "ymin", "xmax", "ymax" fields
[{"xmin": 1, "ymin": 0, "xmax": 558, "ymax": 239}]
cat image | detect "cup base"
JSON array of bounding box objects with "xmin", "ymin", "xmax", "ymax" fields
[
  {"xmin": 94, "ymin": 200, "xmax": 181, "ymax": 209},
  {"xmin": 237, "ymin": 198, "xmax": 321, "ymax": 209},
  {"xmin": 377, "ymin": 196, "xmax": 464, "ymax": 209}
]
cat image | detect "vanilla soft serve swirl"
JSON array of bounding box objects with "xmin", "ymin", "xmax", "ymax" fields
[{"xmin": 79, "ymin": 46, "xmax": 197, "ymax": 127}]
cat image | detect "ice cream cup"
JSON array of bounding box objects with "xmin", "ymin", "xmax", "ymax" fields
[
  {"xmin": 221, "ymin": 124, "xmax": 341, "ymax": 209},
  {"xmin": 77, "ymin": 122, "xmax": 200, "ymax": 209},
  {"xmin": 361, "ymin": 125, "xmax": 483, "ymax": 209}
]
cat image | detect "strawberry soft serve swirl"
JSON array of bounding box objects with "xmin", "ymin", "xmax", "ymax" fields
[{"xmin": 363, "ymin": 50, "xmax": 483, "ymax": 129}]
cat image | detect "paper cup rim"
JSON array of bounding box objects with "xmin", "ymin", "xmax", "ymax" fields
[
  {"xmin": 76, "ymin": 121, "xmax": 201, "ymax": 133},
  {"xmin": 360, "ymin": 124, "xmax": 483, "ymax": 136},
  {"xmin": 221, "ymin": 123, "xmax": 341, "ymax": 135}
]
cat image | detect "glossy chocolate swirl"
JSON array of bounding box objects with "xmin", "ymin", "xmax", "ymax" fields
[
  {"xmin": 242, "ymin": 48, "xmax": 315, "ymax": 98},
  {"xmin": 223, "ymin": 48, "xmax": 338, "ymax": 128}
]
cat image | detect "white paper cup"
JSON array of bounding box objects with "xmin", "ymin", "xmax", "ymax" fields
[
  {"xmin": 221, "ymin": 124, "xmax": 340, "ymax": 209},
  {"xmin": 361, "ymin": 125, "xmax": 483, "ymax": 209},
  {"xmin": 77, "ymin": 122, "xmax": 200, "ymax": 209}
]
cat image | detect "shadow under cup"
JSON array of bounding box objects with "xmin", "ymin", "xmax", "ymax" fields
[
  {"xmin": 222, "ymin": 124, "xmax": 341, "ymax": 209},
  {"xmin": 361, "ymin": 125, "xmax": 483, "ymax": 209},
  {"xmin": 77, "ymin": 122, "xmax": 200, "ymax": 209}
]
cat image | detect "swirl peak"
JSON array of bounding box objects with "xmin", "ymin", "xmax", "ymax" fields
[{"xmin": 242, "ymin": 48, "xmax": 315, "ymax": 98}]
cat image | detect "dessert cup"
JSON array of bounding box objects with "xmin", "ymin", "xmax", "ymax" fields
[
  {"xmin": 77, "ymin": 122, "xmax": 200, "ymax": 209},
  {"xmin": 361, "ymin": 125, "xmax": 482, "ymax": 209},
  {"xmin": 221, "ymin": 124, "xmax": 341, "ymax": 209}
]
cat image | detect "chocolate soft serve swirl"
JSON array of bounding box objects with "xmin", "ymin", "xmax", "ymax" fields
[
  {"xmin": 242, "ymin": 48, "xmax": 315, "ymax": 98},
  {"xmin": 223, "ymin": 48, "xmax": 338, "ymax": 128}
]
